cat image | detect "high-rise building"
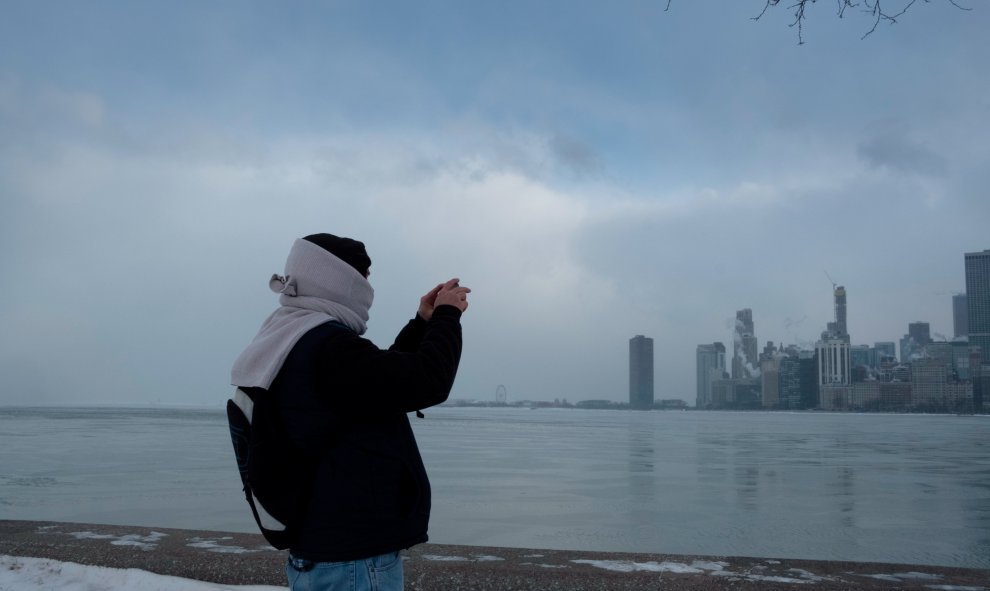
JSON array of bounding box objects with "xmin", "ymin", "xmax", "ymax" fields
[
  {"xmin": 965, "ymin": 250, "xmax": 990, "ymax": 360},
  {"xmin": 817, "ymin": 338, "xmax": 851, "ymax": 387},
  {"xmin": 901, "ymin": 322, "xmax": 932, "ymax": 362},
  {"xmin": 816, "ymin": 284, "xmax": 851, "ymax": 404},
  {"xmin": 912, "ymin": 358, "xmax": 948, "ymax": 408},
  {"xmin": 874, "ymin": 342, "xmax": 896, "ymax": 363},
  {"xmin": 850, "ymin": 345, "xmax": 870, "ymax": 370},
  {"xmin": 732, "ymin": 309, "xmax": 758, "ymax": 379},
  {"xmin": 779, "ymin": 356, "xmax": 800, "ymax": 409},
  {"xmin": 826, "ymin": 286, "xmax": 848, "ymax": 338},
  {"xmin": 909, "ymin": 322, "xmax": 932, "ymax": 344},
  {"xmin": 974, "ymin": 365, "xmax": 989, "ymax": 411},
  {"xmin": 925, "ymin": 341, "xmax": 954, "ymax": 373},
  {"xmin": 695, "ymin": 342, "xmax": 726, "ymax": 409},
  {"xmin": 629, "ymin": 335, "xmax": 654, "ymax": 410},
  {"xmin": 951, "ymin": 340, "xmax": 973, "ymax": 380},
  {"xmin": 761, "ymin": 355, "xmax": 781, "ymax": 408},
  {"xmin": 799, "ymin": 352, "xmax": 819, "ymax": 408},
  {"xmin": 953, "ymin": 293, "xmax": 969, "ymax": 339}
]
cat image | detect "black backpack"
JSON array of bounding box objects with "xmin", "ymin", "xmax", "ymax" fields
[{"xmin": 227, "ymin": 387, "xmax": 309, "ymax": 549}]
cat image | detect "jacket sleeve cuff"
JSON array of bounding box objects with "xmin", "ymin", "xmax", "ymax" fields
[{"xmin": 430, "ymin": 305, "xmax": 463, "ymax": 321}]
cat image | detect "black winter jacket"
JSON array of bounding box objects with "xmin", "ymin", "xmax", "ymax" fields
[{"xmin": 245, "ymin": 304, "xmax": 462, "ymax": 562}]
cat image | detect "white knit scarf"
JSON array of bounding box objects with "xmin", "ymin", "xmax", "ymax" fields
[{"xmin": 230, "ymin": 238, "xmax": 374, "ymax": 389}]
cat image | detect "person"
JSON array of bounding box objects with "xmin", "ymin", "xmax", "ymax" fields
[{"xmin": 230, "ymin": 233, "xmax": 470, "ymax": 591}]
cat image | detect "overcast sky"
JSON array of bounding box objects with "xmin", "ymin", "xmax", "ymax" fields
[{"xmin": 1, "ymin": 1, "xmax": 987, "ymax": 406}]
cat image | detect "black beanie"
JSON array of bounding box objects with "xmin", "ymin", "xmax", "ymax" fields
[{"xmin": 303, "ymin": 233, "xmax": 372, "ymax": 277}]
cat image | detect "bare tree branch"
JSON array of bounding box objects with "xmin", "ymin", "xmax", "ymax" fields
[{"xmin": 669, "ymin": 0, "xmax": 972, "ymax": 44}]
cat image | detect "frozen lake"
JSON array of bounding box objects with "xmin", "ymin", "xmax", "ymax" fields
[{"xmin": 1, "ymin": 406, "xmax": 988, "ymax": 568}]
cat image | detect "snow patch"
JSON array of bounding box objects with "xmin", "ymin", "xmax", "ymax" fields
[
  {"xmin": 862, "ymin": 574, "xmax": 903, "ymax": 582},
  {"xmin": 421, "ymin": 554, "xmax": 470, "ymax": 562},
  {"xmin": 0, "ymin": 555, "xmax": 287, "ymax": 590},
  {"xmin": 893, "ymin": 572, "xmax": 944, "ymax": 581},
  {"xmin": 691, "ymin": 560, "xmax": 728, "ymax": 571},
  {"xmin": 788, "ymin": 568, "xmax": 828, "ymax": 582},
  {"xmin": 69, "ymin": 531, "xmax": 116, "ymax": 540},
  {"xmin": 572, "ymin": 559, "xmax": 703, "ymax": 574},
  {"xmin": 69, "ymin": 530, "xmax": 167, "ymax": 551},
  {"xmin": 742, "ymin": 574, "xmax": 815, "ymax": 584},
  {"xmin": 420, "ymin": 553, "xmax": 503, "ymax": 563},
  {"xmin": 574, "ymin": 558, "xmax": 829, "ymax": 584},
  {"xmin": 861, "ymin": 571, "xmax": 946, "ymax": 583},
  {"xmin": 186, "ymin": 537, "xmax": 258, "ymax": 554},
  {"xmin": 925, "ymin": 586, "xmax": 986, "ymax": 591},
  {"xmin": 521, "ymin": 562, "xmax": 567, "ymax": 569}
]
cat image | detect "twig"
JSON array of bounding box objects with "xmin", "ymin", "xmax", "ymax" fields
[{"xmin": 669, "ymin": 0, "xmax": 973, "ymax": 43}]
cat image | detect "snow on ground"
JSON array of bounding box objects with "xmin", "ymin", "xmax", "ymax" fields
[
  {"xmin": 4, "ymin": 552, "xmax": 984, "ymax": 591},
  {"xmin": 571, "ymin": 559, "xmax": 831, "ymax": 584},
  {"xmin": 0, "ymin": 555, "xmax": 285, "ymax": 591},
  {"xmin": 571, "ymin": 559, "xmax": 728, "ymax": 574},
  {"xmin": 419, "ymin": 553, "xmax": 506, "ymax": 563},
  {"xmin": 186, "ymin": 537, "xmax": 272, "ymax": 554},
  {"xmin": 571, "ymin": 560, "xmax": 987, "ymax": 590},
  {"xmin": 67, "ymin": 531, "xmax": 168, "ymax": 552}
]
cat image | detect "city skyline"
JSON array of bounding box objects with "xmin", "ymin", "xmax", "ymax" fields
[
  {"xmin": 711, "ymin": 275, "xmax": 975, "ymax": 366},
  {"xmin": 2, "ymin": 4, "xmax": 987, "ymax": 406},
  {"xmin": 694, "ymin": 249, "xmax": 988, "ymax": 412}
]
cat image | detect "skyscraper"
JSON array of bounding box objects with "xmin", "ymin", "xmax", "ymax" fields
[
  {"xmin": 779, "ymin": 353, "xmax": 818, "ymax": 409},
  {"xmin": 826, "ymin": 286, "xmax": 848, "ymax": 339},
  {"xmin": 953, "ymin": 293, "xmax": 969, "ymax": 339},
  {"xmin": 909, "ymin": 322, "xmax": 932, "ymax": 345},
  {"xmin": 696, "ymin": 342, "xmax": 726, "ymax": 408},
  {"xmin": 901, "ymin": 321, "xmax": 932, "ymax": 362},
  {"xmin": 761, "ymin": 355, "xmax": 781, "ymax": 408},
  {"xmin": 874, "ymin": 342, "xmax": 896, "ymax": 362},
  {"xmin": 965, "ymin": 250, "xmax": 990, "ymax": 360},
  {"xmin": 732, "ymin": 309, "xmax": 758, "ymax": 379},
  {"xmin": 815, "ymin": 284, "xmax": 851, "ymax": 408},
  {"xmin": 817, "ymin": 338, "xmax": 851, "ymax": 386},
  {"xmin": 629, "ymin": 335, "xmax": 654, "ymax": 410}
]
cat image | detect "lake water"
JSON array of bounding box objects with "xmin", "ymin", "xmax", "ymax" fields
[{"xmin": 1, "ymin": 406, "xmax": 988, "ymax": 568}]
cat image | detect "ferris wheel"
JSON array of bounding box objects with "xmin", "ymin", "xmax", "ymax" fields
[{"xmin": 495, "ymin": 384, "xmax": 507, "ymax": 404}]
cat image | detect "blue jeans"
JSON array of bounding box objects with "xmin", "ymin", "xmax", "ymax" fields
[{"xmin": 286, "ymin": 551, "xmax": 404, "ymax": 591}]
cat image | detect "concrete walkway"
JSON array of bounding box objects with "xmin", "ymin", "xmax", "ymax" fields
[{"xmin": 1, "ymin": 520, "xmax": 987, "ymax": 590}]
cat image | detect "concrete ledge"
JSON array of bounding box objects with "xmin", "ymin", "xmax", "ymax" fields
[{"xmin": 1, "ymin": 520, "xmax": 987, "ymax": 590}]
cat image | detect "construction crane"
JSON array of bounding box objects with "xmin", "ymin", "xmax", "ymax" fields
[{"xmin": 824, "ymin": 270, "xmax": 837, "ymax": 291}]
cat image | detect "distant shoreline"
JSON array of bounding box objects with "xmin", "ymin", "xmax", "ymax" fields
[{"xmin": 2, "ymin": 403, "xmax": 988, "ymax": 416}]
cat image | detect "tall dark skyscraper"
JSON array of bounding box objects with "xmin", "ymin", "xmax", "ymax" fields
[
  {"xmin": 965, "ymin": 250, "xmax": 990, "ymax": 359},
  {"xmin": 779, "ymin": 354, "xmax": 817, "ymax": 410},
  {"xmin": 826, "ymin": 286, "xmax": 848, "ymax": 339},
  {"xmin": 953, "ymin": 293, "xmax": 969, "ymax": 339},
  {"xmin": 732, "ymin": 309, "xmax": 758, "ymax": 379},
  {"xmin": 629, "ymin": 335, "xmax": 654, "ymax": 410}
]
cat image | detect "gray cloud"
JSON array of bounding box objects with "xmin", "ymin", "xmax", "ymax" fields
[
  {"xmin": 548, "ymin": 133, "xmax": 603, "ymax": 178},
  {"xmin": 857, "ymin": 124, "xmax": 948, "ymax": 177}
]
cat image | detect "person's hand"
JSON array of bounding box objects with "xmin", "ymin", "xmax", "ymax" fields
[
  {"xmin": 429, "ymin": 277, "xmax": 471, "ymax": 315},
  {"xmin": 418, "ymin": 283, "xmax": 444, "ymax": 321}
]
